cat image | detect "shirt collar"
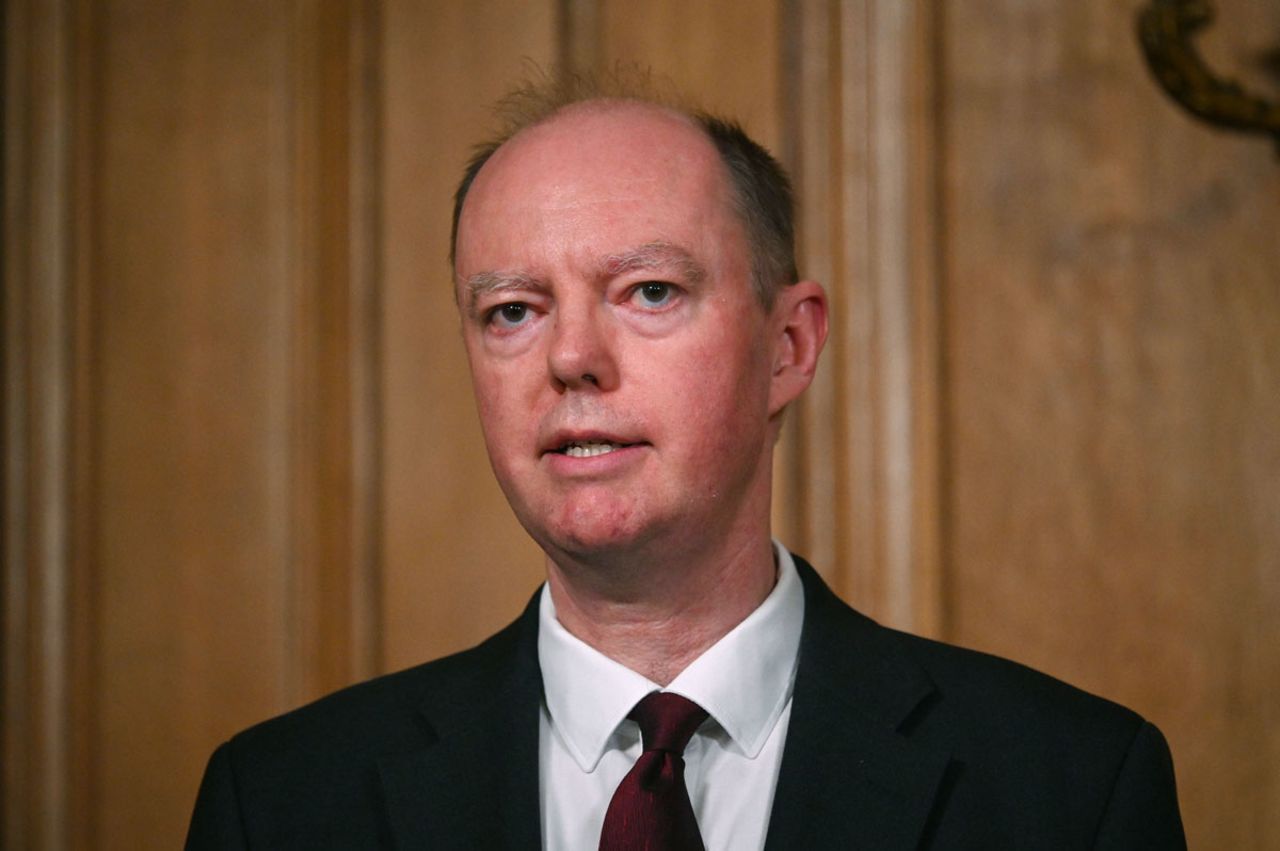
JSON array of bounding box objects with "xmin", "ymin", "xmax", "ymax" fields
[{"xmin": 537, "ymin": 541, "xmax": 805, "ymax": 771}]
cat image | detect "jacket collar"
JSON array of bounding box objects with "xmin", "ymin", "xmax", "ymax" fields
[{"xmin": 764, "ymin": 557, "xmax": 951, "ymax": 849}]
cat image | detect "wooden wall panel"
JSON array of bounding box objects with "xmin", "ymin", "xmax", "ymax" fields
[
  {"xmin": 4, "ymin": 3, "xmax": 86, "ymax": 846},
  {"xmin": 282, "ymin": 0, "xmax": 382, "ymax": 715},
  {"xmin": 5, "ymin": 1, "xmax": 380, "ymax": 847},
  {"xmin": 784, "ymin": 0, "xmax": 943, "ymax": 633},
  {"xmin": 940, "ymin": 0, "xmax": 1280, "ymax": 846},
  {"xmin": 92, "ymin": 6, "xmax": 292, "ymax": 839},
  {"xmin": 594, "ymin": 0, "xmax": 784, "ymax": 152}
]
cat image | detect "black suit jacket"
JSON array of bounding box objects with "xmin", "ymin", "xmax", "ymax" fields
[{"xmin": 186, "ymin": 557, "xmax": 1185, "ymax": 849}]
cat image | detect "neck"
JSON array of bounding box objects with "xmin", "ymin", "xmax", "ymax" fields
[{"xmin": 544, "ymin": 532, "xmax": 777, "ymax": 685}]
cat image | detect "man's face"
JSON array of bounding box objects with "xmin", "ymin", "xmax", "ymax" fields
[{"xmin": 454, "ymin": 103, "xmax": 787, "ymax": 565}]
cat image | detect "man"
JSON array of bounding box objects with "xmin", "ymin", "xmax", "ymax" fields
[{"xmin": 187, "ymin": 76, "xmax": 1185, "ymax": 849}]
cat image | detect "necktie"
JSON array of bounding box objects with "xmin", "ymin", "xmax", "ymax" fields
[{"xmin": 599, "ymin": 692, "xmax": 709, "ymax": 851}]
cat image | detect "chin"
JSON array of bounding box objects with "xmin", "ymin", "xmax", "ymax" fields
[
  {"xmin": 548, "ymin": 521, "xmax": 649, "ymax": 559},
  {"xmin": 532, "ymin": 502, "xmax": 663, "ymax": 563}
]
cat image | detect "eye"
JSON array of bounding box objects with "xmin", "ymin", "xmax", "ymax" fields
[
  {"xmin": 631, "ymin": 282, "xmax": 676, "ymax": 309},
  {"xmin": 488, "ymin": 302, "xmax": 532, "ymax": 329}
]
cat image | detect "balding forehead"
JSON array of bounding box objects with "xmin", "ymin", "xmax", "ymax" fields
[
  {"xmin": 473, "ymin": 101, "xmax": 721, "ymax": 192},
  {"xmin": 459, "ymin": 113, "xmax": 734, "ymax": 233}
]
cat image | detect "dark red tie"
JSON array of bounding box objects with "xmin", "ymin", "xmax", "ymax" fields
[{"xmin": 598, "ymin": 692, "xmax": 709, "ymax": 851}]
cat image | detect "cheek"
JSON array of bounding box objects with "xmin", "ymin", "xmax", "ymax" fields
[
  {"xmin": 468, "ymin": 338, "xmax": 541, "ymax": 417},
  {"xmin": 470, "ymin": 368, "xmax": 526, "ymax": 460},
  {"xmin": 469, "ymin": 369, "xmax": 502, "ymax": 426},
  {"xmin": 666, "ymin": 334, "xmax": 772, "ymax": 457}
]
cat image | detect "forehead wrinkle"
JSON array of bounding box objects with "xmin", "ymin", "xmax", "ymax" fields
[{"xmin": 601, "ymin": 241, "xmax": 707, "ymax": 283}]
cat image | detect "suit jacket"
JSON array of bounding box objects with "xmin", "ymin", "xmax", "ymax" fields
[{"xmin": 186, "ymin": 557, "xmax": 1185, "ymax": 849}]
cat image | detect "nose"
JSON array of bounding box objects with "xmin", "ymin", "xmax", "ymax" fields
[{"xmin": 547, "ymin": 301, "xmax": 618, "ymax": 392}]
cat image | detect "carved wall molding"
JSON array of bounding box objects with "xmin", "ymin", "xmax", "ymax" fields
[
  {"xmin": 2, "ymin": 2, "xmax": 385, "ymax": 845},
  {"xmin": 3, "ymin": 1, "xmax": 93, "ymax": 845},
  {"xmin": 1138, "ymin": 0, "xmax": 1280, "ymax": 151},
  {"xmin": 784, "ymin": 0, "xmax": 944, "ymax": 636}
]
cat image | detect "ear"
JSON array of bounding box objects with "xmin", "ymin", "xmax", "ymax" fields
[{"xmin": 767, "ymin": 280, "xmax": 828, "ymax": 417}]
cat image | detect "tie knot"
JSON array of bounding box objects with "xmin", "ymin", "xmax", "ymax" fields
[{"xmin": 629, "ymin": 692, "xmax": 708, "ymax": 754}]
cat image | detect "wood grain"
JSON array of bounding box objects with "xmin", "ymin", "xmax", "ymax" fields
[
  {"xmin": 283, "ymin": 0, "xmax": 381, "ymax": 711},
  {"xmin": 2, "ymin": 1, "xmax": 385, "ymax": 846},
  {"xmin": 596, "ymin": 0, "xmax": 783, "ymax": 151},
  {"xmin": 4, "ymin": 3, "xmax": 83, "ymax": 845},
  {"xmin": 784, "ymin": 0, "xmax": 944, "ymax": 634},
  {"xmin": 940, "ymin": 0, "xmax": 1280, "ymax": 845},
  {"xmin": 90, "ymin": 4, "xmax": 297, "ymax": 843}
]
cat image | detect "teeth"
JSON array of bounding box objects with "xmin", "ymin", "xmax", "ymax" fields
[{"xmin": 563, "ymin": 441, "xmax": 620, "ymax": 458}]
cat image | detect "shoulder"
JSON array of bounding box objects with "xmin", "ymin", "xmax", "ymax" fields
[
  {"xmin": 891, "ymin": 625, "xmax": 1145, "ymax": 756},
  {"xmin": 226, "ymin": 600, "xmax": 534, "ymax": 768},
  {"xmin": 185, "ymin": 600, "xmax": 540, "ymax": 847},
  {"xmin": 789, "ymin": 556, "xmax": 1184, "ymax": 846},
  {"xmin": 794, "ymin": 554, "xmax": 1145, "ymax": 749},
  {"xmin": 885, "ymin": 627, "xmax": 1184, "ymax": 847}
]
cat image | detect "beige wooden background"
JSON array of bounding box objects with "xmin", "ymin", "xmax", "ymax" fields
[{"xmin": 5, "ymin": 0, "xmax": 1278, "ymax": 848}]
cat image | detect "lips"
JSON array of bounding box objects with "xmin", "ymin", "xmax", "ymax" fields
[
  {"xmin": 558, "ymin": 440, "xmax": 632, "ymax": 458},
  {"xmin": 542, "ymin": 431, "xmax": 648, "ymax": 458}
]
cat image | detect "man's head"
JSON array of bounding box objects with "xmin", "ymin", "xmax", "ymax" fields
[{"xmin": 452, "ymin": 78, "xmax": 826, "ymax": 570}]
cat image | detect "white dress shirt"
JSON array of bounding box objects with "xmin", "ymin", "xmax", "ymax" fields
[{"xmin": 537, "ymin": 541, "xmax": 806, "ymax": 850}]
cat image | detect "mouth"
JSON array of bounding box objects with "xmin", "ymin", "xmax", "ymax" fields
[{"xmin": 550, "ymin": 439, "xmax": 642, "ymax": 459}]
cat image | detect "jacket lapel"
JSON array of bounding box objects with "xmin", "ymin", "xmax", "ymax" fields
[
  {"xmin": 765, "ymin": 560, "xmax": 952, "ymax": 850},
  {"xmin": 373, "ymin": 562, "xmax": 951, "ymax": 849},
  {"xmin": 377, "ymin": 594, "xmax": 544, "ymax": 850}
]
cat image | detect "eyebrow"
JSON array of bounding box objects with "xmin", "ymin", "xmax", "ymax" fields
[
  {"xmin": 459, "ymin": 241, "xmax": 707, "ymax": 311},
  {"xmin": 460, "ymin": 270, "xmax": 544, "ymax": 311},
  {"xmin": 603, "ymin": 241, "xmax": 706, "ymax": 284}
]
